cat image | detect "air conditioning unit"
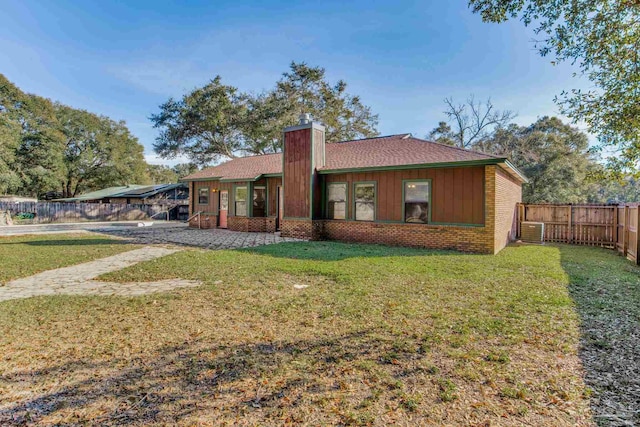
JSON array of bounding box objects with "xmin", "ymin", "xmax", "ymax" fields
[{"xmin": 521, "ymin": 221, "xmax": 545, "ymax": 244}]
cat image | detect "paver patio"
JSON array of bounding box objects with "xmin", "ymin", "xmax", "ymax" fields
[
  {"xmin": 0, "ymin": 246, "xmax": 201, "ymax": 301},
  {"xmin": 93, "ymin": 223, "xmax": 304, "ymax": 248}
]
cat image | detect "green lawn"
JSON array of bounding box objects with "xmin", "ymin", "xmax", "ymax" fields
[
  {"xmin": 1, "ymin": 241, "xmax": 636, "ymax": 425},
  {"xmin": 0, "ymin": 233, "xmax": 136, "ymax": 284}
]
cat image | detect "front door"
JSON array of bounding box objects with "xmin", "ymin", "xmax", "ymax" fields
[
  {"xmin": 277, "ymin": 186, "xmax": 283, "ymax": 231},
  {"xmin": 219, "ymin": 191, "xmax": 228, "ymax": 228}
]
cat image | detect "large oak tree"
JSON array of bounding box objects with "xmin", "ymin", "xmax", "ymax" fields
[
  {"xmin": 468, "ymin": 0, "xmax": 640, "ymax": 173},
  {"xmin": 1, "ymin": 73, "xmax": 150, "ymax": 198},
  {"xmin": 150, "ymin": 62, "xmax": 379, "ymax": 165}
]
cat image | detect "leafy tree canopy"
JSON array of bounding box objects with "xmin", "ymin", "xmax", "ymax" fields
[
  {"xmin": 468, "ymin": 0, "xmax": 640, "ymax": 173},
  {"xmin": 151, "ymin": 62, "xmax": 379, "ymax": 165},
  {"xmin": 172, "ymin": 163, "xmax": 199, "ymax": 179},
  {"xmin": 147, "ymin": 164, "xmax": 178, "ymax": 185},
  {"xmin": 151, "ymin": 76, "xmax": 248, "ymax": 166},
  {"xmin": 0, "ymin": 73, "xmax": 150, "ymax": 198},
  {"xmin": 484, "ymin": 116, "xmax": 599, "ymax": 203}
]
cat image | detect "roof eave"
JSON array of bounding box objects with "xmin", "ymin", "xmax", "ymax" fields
[
  {"xmin": 501, "ymin": 160, "xmax": 529, "ymax": 183},
  {"xmin": 317, "ymin": 158, "xmax": 504, "ymax": 174},
  {"xmin": 180, "ymin": 176, "xmax": 223, "ymax": 182}
]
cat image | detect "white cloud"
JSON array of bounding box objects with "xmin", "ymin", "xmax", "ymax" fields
[
  {"xmin": 144, "ymin": 153, "xmax": 190, "ymax": 167},
  {"xmin": 108, "ymin": 61, "xmax": 213, "ymax": 97}
]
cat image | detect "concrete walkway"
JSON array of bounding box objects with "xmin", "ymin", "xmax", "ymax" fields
[
  {"xmin": 0, "ymin": 246, "xmax": 201, "ymax": 302},
  {"xmin": 0, "ymin": 221, "xmax": 174, "ymax": 236}
]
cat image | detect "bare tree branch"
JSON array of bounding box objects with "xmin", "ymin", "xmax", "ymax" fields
[{"xmin": 430, "ymin": 95, "xmax": 516, "ymax": 150}]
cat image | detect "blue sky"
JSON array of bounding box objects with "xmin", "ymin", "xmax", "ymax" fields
[{"xmin": 0, "ymin": 0, "xmax": 589, "ymax": 165}]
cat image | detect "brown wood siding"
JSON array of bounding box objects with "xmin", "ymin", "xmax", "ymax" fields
[
  {"xmin": 189, "ymin": 182, "xmax": 194, "ymax": 215},
  {"xmin": 311, "ymin": 129, "xmax": 325, "ymax": 219},
  {"xmin": 323, "ymin": 166, "xmax": 485, "ymax": 224},
  {"xmin": 283, "ymin": 128, "xmax": 311, "ymax": 218},
  {"xmin": 267, "ymin": 177, "xmax": 282, "ymax": 217},
  {"xmin": 192, "ymin": 180, "xmax": 217, "ymax": 214},
  {"xmin": 313, "ymin": 128, "xmax": 325, "ymax": 169},
  {"xmin": 191, "ymin": 180, "xmax": 234, "ymax": 215}
]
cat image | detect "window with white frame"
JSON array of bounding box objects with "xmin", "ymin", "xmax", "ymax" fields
[
  {"xmin": 235, "ymin": 186, "xmax": 247, "ymax": 216},
  {"xmin": 327, "ymin": 183, "xmax": 347, "ymax": 219},
  {"xmin": 354, "ymin": 183, "xmax": 375, "ymax": 221},
  {"xmin": 404, "ymin": 181, "xmax": 430, "ymax": 223}
]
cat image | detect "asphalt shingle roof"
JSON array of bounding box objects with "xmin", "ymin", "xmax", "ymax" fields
[{"xmin": 182, "ymin": 134, "xmax": 505, "ymax": 181}]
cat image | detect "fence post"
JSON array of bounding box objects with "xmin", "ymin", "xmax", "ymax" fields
[
  {"xmin": 623, "ymin": 205, "xmax": 629, "ymax": 257},
  {"xmin": 517, "ymin": 203, "xmax": 524, "ymax": 238},
  {"xmin": 637, "ymin": 207, "xmax": 640, "ymax": 266},
  {"xmin": 612, "ymin": 206, "xmax": 616, "ymax": 246},
  {"xmin": 567, "ymin": 205, "xmax": 573, "ymax": 244}
]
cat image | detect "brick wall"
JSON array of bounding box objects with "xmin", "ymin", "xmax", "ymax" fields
[
  {"xmin": 280, "ymin": 218, "xmax": 320, "ymax": 239},
  {"xmin": 248, "ymin": 217, "xmax": 277, "ymax": 233},
  {"xmin": 317, "ymin": 220, "xmax": 493, "ymax": 253},
  {"xmin": 228, "ymin": 216, "xmax": 277, "ymax": 233},
  {"xmin": 189, "ymin": 214, "xmax": 217, "ymax": 229},
  {"xmin": 493, "ymin": 166, "xmax": 522, "ymax": 252}
]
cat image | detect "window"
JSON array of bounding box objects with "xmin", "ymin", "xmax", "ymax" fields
[
  {"xmin": 253, "ymin": 186, "xmax": 266, "ymax": 217},
  {"xmin": 235, "ymin": 186, "xmax": 247, "ymax": 216},
  {"xmin": 404, "ymin": 181, "xmax": 430, "ymax": 223},
  {"xmin": 354, "ymin": 183, "xmax": 375, "ymax": 221},
  {"xmin": 327, "ymin": 183, "xmax": 347, "ymax": 219},
  {"xmin": 198, "ymin": 188, "xmax": 209, "ymax": 205}
]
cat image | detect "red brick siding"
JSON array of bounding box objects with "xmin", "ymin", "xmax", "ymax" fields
[
  {"xmin": 317, "ymin": 221, "xmax": 492, "ymax": 253},
  {"xmin": 493, "ymin": 166, "xmax": 522, "ymax": 252},
  {"xmin": 189, "ymin": 214, "xmax": 217, "ymax": 229},
  {"xmin": 228, "ymin": 216, "xmax": 277, "ymax": 233},
  {"xmin": 484, "ymin": 165, "xmax": 496, "ymax": 252},
  {"xmin": 280, "ymin": 218, "xmax": 321, "ymax": 240}
]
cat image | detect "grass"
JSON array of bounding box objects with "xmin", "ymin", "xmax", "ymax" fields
[
  {"xmin": 0, "ymin": 233, "xmax": 137, "ymax": 284},
  {"xmin": 1, "ymin": 241, "xmax": 634, "ymax": 425}
]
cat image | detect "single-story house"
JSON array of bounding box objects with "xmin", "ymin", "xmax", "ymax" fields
[{"xmin": 182, "ymin": 115, "xmax": 526, "ymax": 254}]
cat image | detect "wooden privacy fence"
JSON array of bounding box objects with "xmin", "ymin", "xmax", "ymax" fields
[
  {"xmin": 0, "ymin": 202, "xmax": 168, "ymax": 224},
  {"xmin": 517, "ymin": 203, "xmax": 640, "ymax": 264}
]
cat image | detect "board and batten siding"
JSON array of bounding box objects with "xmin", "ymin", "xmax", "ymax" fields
[
  {"xmin": 323, "ymin": 166, "xmax": 485, "ymax": 225},
  {"xmin": 267, "ymin": 176, "xmax": 282, "ymax": 217},
  {"xmin": 191, "ymin": 178, "xmax": 284, "ymax": 218},
  {"xmin": 191, "ymin": 180, "xmax": 234, "ymax": 215},
  {"xmin": 312, "ymin": 128, "xmax": 325, "ymax": 219},
  {"xmin": 283, "ymin": 128, "xmax": 311, "ymax": 218}
]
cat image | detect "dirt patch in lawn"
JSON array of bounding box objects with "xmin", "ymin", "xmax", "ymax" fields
[{"xmin": 561, "ymin": 246, "xmax": 640, "ymax": 426}]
